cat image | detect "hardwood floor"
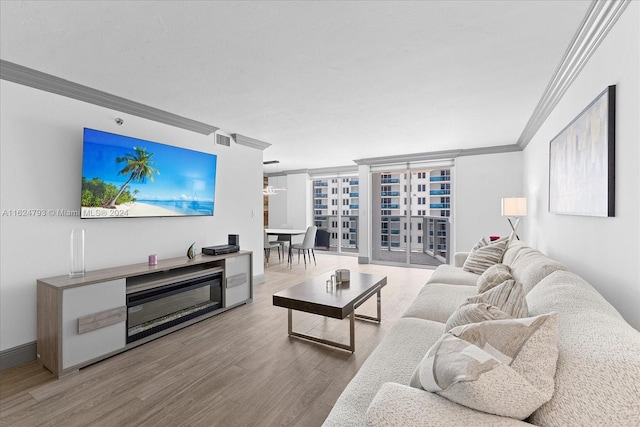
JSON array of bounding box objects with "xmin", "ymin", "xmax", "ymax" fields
[{"xmin": 0, "ymin": 254, "xmax": 431, "ymax": 427}]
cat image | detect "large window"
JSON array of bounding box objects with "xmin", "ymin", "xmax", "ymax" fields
[{"xmin": 312, "ymin": 175, "xmax": 359, "ymax": 253}]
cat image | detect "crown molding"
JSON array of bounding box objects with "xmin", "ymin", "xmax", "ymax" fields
[
  {"xmin": 458, "ymin": 144, "xmax": 522, "ymax": 157},
  {"xmin": 354, "ymin": 149, "xmax": 462, "ymax": 166},
  {"xmin": 306, "ymin": 165, "xmax": 359, "ymax": 176},
  {"xmin": 353, "ymin": 144, "xmax": 521, "ymax": 166},
  {"xmin": 232, "ymin": 133, "xmax": 271, "ymax": 150},
  {"xmin": 517, "ymin": 0, "xmax": 630, "ymax": 149},
  {"xmin": 264, "ymin": 169, "xmax": 312, "ymax": 177},
  {"xmin": 0, "ymin": 60, "xmax": 219, "ymax": 135},
  {"xmin": 280, "ymin": 168, "xmax": 310, "ymax": 175}
]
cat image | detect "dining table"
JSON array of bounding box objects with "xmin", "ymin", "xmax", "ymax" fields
[{"xmin": 265, "ymin": 228, "xmax": 307, "ymax": 265}]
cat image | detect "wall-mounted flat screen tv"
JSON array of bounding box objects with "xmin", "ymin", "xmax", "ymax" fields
[{"xmin": 81, "ymin": 128, "xmax": 217, "ymax": 218}]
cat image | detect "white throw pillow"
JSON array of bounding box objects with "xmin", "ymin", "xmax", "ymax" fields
[
  {"xmin": 463, "ymin": 237, "xmax": 509, "ymax": 274},
  {"xmin": 410, "ymin": 313, "xmax": 559, "ymax": 419},
  {"xmin": 476, "ymin": 263, "xmax": 512, "ymax": 293},
  {"xmin": 466, "ymin": 279, "xmax": 528, "ymax": 318},
  {"xmin": 444, "ymin": 302, "xmax": 513, "ymax": 332}
]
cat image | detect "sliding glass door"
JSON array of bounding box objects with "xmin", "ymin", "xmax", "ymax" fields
[{"xmin": 371, "ymin": 166, "xmax": 452, "ymax": 267}]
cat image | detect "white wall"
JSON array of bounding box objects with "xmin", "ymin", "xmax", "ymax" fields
[
  {"xmin": 266, "ymin": 176, "xmax": 288, "ymax": 228},
  {"xmin": 285, "ymin": 173, "xmax": 312, "ymax": 239},
  {"xmin": 0, "ymin": 80, "xmax": 265, "ymax": 352},
  {"xmin": 454, "ymin": 151, "xmax": 524, "ymax": 252},
  {"xmin": 522, "ymin": 2, "xmax": 639, "ymax": 330},
  {"xmin": 266, "ymin": 173, "xmax": 311, "ymax": 235},
  {"xmin": 357, "ymin": 165, "xmax": 371, "ymax": 263},
  {"xmin": 265, "ymin": 173, "xmax": 312, "ymax": 244}
]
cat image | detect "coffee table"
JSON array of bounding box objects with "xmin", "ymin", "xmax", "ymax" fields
[{"xmin": 272, "ymin": 273, "xmax": 387, "ymax": 352}]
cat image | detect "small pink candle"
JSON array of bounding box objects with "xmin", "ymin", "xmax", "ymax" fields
[{"xmin": 148, "ymin": 254, "xmax": 158, "ymax": 265}]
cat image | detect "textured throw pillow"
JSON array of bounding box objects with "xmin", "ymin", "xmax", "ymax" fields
[
  {"xmin": 463, "ymin": 237, "xmax": 509, "ymax": 274},
  {"xmin": 410, "ymin": 313, "xmax": 559, "ymax": 419},
  {"xmin": 444, "ymin": 303, "xmax": 513, "ymax": 332},
  {"xmin": 477, "ymin": 263, "xmax": 513, "ymax": 293},
  {"xmin": 466, "ymin": 279, "xmax": 528, "ymax": 318}
]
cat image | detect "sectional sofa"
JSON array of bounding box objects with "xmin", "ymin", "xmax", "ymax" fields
[{"xmin": 323, "ymin": 239, "xmax": 640, "ymax": 426}]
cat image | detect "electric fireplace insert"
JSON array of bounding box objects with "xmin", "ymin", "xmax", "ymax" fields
[{"xmin": 126, "ymin": 269, "xmax": 223, "ymax": 343}]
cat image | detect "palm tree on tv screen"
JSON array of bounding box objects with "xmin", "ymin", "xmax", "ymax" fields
[{"xmin": 107, "ymin": 146, "xmax": 160, "ymax": 208}]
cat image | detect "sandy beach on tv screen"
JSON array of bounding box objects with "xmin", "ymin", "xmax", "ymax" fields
[{"xmin": 82, "ymin": 202, "xmax": 181, "ymax": 218}]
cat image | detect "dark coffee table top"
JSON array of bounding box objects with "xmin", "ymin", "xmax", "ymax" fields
[{"xmin": 272, "ymin": 272, "xmax": 387, "ymax": 319}]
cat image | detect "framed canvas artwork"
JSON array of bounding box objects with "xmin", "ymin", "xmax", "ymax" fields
[{"xmin": 549, "ymin": 85, "xmax": 615, "ymax": 217}]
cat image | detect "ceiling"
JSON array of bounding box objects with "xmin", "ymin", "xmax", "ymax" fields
[{"xmin": 0, "ymin": 0, "xmax": 592, "ymax": 172}]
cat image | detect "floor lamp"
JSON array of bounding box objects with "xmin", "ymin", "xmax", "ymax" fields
[{"xmin": 501, "ymin": 197, "xmax": 527, "ymax": 240}]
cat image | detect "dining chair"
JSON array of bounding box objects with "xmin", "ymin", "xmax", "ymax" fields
[
  {"xmin": 290, "ymin": 226, "xmax": 318, "ymax": 269},
  {"xmin": 270, "ymin": 234, "xmax": 291, "ymax": 261},
  {"xmin": 264, "ymin": 230, "xmax": 281, "ymax": 265}
]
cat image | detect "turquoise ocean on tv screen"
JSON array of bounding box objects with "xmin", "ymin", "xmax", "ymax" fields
[{"xmin": 137, "ymin": 199, "xmax": 214, "ymax": 216}]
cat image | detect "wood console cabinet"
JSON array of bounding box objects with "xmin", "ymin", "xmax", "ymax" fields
[{"xmin": 37, "ymin": 251, "xmax": 252, "ymax": 377}]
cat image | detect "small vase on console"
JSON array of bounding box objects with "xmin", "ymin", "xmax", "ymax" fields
[
  {"xmin": 69, "ymin": 229, "xmax": 85, "ymax": 277},
  {"xmin": 187, "ymin": 242, "xmax": 196, "ymax": 260}
]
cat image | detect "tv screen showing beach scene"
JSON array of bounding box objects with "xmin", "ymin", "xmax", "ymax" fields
[{"xmin": 81, "ymin": 128, "xmax": 217, "ymax": 218}]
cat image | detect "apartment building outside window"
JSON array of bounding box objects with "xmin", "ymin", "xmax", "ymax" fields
[
  {"xmin": 312, "ymin": 175, "xmax": 359, "ymax": 253},
  {"xmin": 372, "ymin": 167, "xmax": 452, "ymax": 266}
]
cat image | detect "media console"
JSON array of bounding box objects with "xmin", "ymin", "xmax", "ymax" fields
[{"xmin": 36, "ymin": 251, "xmax": 252, "ymax": 377}]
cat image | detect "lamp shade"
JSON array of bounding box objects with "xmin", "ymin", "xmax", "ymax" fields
[{"xmin": 501, "ymin": 197, "xmax": 527, "ymax": 217}]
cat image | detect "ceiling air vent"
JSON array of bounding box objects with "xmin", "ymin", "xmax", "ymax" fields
[{"xmin": 216, "ymin": 134, "xmax": 231, "ymax": 147}]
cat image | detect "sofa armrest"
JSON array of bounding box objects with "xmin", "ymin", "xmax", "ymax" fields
[
  {"xmin": 454, "ymin": 252, "xmax": 470, "ymax": 267},
  {"xmin": 365, "ymin": 383, "xmax": 529, "ymax": 427}
]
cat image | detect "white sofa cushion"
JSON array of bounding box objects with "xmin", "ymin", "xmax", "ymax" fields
[
  {"xmin": 509, "ymin": 249, "xmax": 567, "ymax": 294},
  {"xmin": 323, "ymin": 317, "xmax": 445, "ymax": 427},
  {"xmin": 427, "ymin": 264, "xmax": 479, "ymax": 286},
  {"xmin": 402, "ymin": 283, "xmax": 477, "ymax": 323},
  {"xmin": 501, "ymin": 239, "xmax": 529, "ymax": 266},
  {"xmin": 365, "ymin": 383, "xmax": 531, "ymax": 427},
  {"xmin": 410, "ymin": 313, "xmax": 559, "ymax": 419},
  {"xmin": 526, "ymin": 271, "xmax": 640, "ymax": 426}
]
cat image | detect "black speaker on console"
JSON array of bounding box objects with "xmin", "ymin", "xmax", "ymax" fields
[{"xmin": 228, "ymin": 234, "xmax": 239, "ymax": 247}]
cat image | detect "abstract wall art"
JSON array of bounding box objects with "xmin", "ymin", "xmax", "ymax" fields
[{"xmin": 549, "ymin": 85, "xmax": 615, "ymax": 217}]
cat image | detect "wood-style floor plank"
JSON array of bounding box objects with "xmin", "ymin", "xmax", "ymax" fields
[{"xmin": 0, "ymin": 253, "xmax": 430, "ymax": 426}]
